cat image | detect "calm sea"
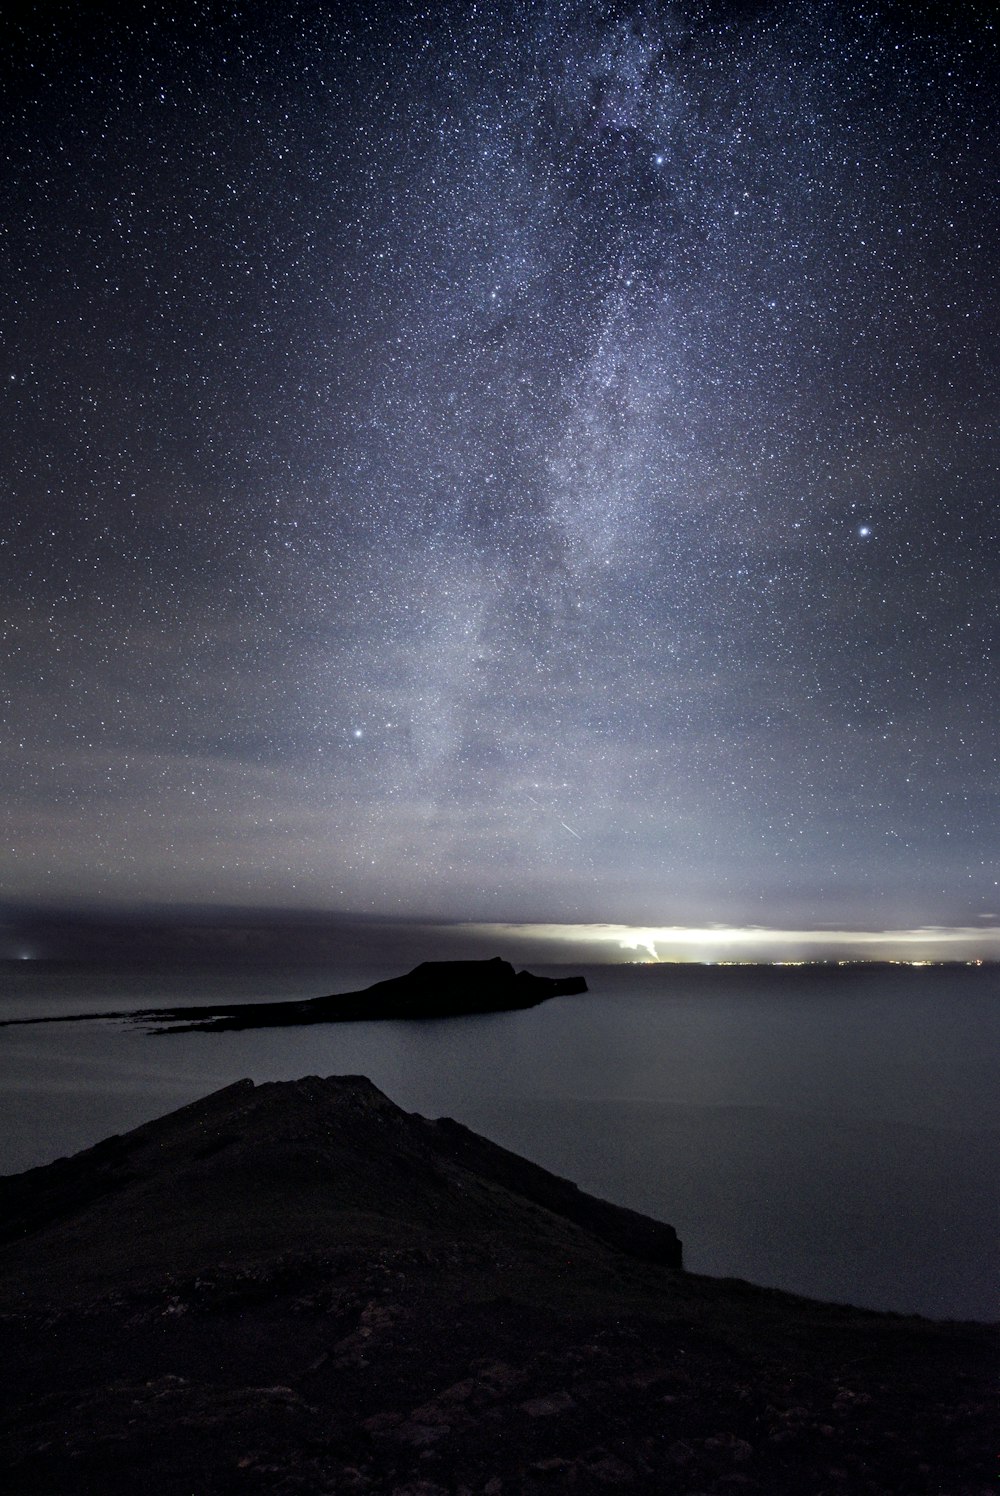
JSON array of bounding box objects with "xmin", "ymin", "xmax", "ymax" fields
[{"xmin": 1, "ymin": 960, "xmax": 997, "ymax": 1322}]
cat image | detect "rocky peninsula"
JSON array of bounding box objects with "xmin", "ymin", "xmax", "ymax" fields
[
  {"xmin": 0, "ymin": 1075, "xmax": 994, "ymax": 1494},
  {"xmin": 0, "ymin": 957, "xmax": 588, "ymax": 1032}
]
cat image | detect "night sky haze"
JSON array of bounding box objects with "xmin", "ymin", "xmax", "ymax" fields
[{"xmin": 3, "ymin": 0, "xmax": 998, "ymax": 962}]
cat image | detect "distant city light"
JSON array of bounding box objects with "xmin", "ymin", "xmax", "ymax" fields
[{"xmin": 454, "ymin": 922, "xmax": 1000, "ymax": 965}]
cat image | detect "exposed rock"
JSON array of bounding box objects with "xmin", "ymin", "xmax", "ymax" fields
[
  {"xmin": 0, "ymin": 1075, "xmax": 995, "ymax": 1495},
  {"xmin": 520, "ymin": 1390, "xmax": 576, "ymax": 1418}
]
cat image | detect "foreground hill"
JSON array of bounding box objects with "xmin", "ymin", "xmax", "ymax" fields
[{"xmin": 0, "ymin": 1076, "xmax": 994, "ymax": 1495}]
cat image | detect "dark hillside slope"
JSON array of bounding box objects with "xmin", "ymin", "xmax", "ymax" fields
[
  {"xmin": 0, "ymin": 1077, "xmax": 994, "ymax": 1496},
  {"xmin": 0, "ymin": 1074, "xmax": 679, "ymax": 1297}
]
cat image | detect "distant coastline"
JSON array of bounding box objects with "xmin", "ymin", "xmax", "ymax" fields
[
  {"xmin": 0, "ymin": 958, "xmax": 588, "ymax": 1033},
  {"xmin": 5, "ymin": 902, "xmax": 1000, "ymax": 968}
]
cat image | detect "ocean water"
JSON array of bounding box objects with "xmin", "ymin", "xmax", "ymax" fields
[{"xmin": 1, "ymin": 959, "xmax": 997, "ymax": 1322}]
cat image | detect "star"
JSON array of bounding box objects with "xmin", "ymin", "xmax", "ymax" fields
[{"xmin": 0, "ymin": 1, "xmax": 993, "ymax": 932}]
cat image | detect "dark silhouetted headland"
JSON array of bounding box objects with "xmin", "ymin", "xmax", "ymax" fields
[
  {"xmin": 0, "ymin": 1076, "xmax": 994, "ymax": 1494},
  {"xmin": 0, "ymin": 956, "xmax": 588, "ymax": 1032}
]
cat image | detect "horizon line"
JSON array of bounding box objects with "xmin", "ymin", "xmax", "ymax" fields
[{"xmin": 453, "ymin": 922, "xmax": 1000, "ymax": 963}]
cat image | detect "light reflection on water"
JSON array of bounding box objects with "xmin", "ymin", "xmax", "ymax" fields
[{"xmin": 1, "ymin": 961, "xmax": 997, "ymax": 1321}]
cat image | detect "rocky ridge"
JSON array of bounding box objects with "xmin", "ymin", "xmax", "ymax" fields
[{"xmin": 0, "ymin": 1076, "xmax": 994, "ymax": 1496}]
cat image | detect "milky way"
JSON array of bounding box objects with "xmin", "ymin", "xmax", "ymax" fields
[{"xmin": 2, "ymin": 2, "xmax": 997, "ymax": 934}]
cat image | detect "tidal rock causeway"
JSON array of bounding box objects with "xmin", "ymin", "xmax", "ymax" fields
[{"xmin": 0, "ymin": 957, "xmax": 588, "ymax": 1033}]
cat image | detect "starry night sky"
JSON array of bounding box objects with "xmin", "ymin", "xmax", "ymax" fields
[{"xmin": 3, "ymin": 2, "xmax": 998, "ymax": 956}]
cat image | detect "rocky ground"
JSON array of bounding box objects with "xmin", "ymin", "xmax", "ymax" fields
[{"xmin": 0, "ymin": 1076, "xmax": 994, "ymax": 1495}]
